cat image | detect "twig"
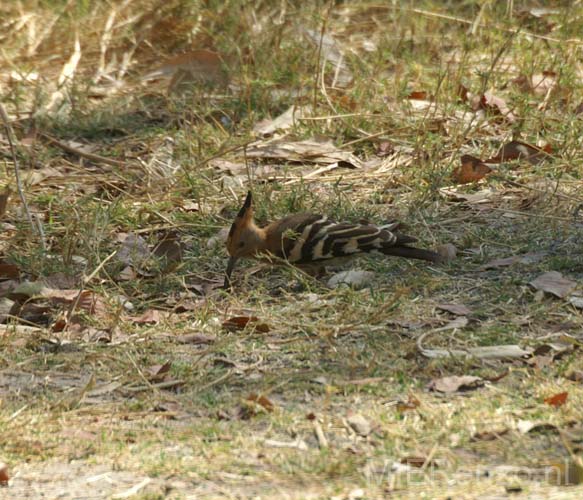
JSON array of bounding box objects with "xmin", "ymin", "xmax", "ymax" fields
[
  {"xmin": 196, "ymin": 370, "xmax": 233, "ymax": 392},
  {"xmin": 65, "ymin": 249, "xmax": 117, "ymax": 324},
  {"xmin": 0, "ymin": 103, "xmax": 40, "ymax": 241},
  {"xmin": 298, "ymin": 113, "xmax": 382, "ymax": 121},
  {"xmin": 125, "ymin": 350, "xmax": 156, "ymax": 391},
  {"xmin": 313, "ymin": 420, "xmax": 329, "ymax": 448},
  {"xmin": 416, "ymin": 329, "xmax": 437, "ymax": 356},
  {"xmin": 125, "ymin": 379, "xmax": 185, "ymax": 393},
  {"xmin": 341, "ymin": 129, "xmax": 392, "ymax": 148},
  {"xmin": 406, "ymin": 7, "xmax": 583, "ymax": 45},
  {"xmin": 39, "ymin": 132, "xmax": 126, "ymax": 167}
]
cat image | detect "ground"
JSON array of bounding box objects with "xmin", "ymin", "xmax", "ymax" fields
[{"xmin": 1, "ymin": 1, "xmax": 583, "ymax": 499}]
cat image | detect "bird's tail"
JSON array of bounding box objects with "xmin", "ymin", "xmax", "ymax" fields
[{"xmin": 381, "ymin": 244, "xmax": 442, "ymax": 263}]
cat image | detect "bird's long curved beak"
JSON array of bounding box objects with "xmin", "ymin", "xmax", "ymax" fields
[{"xmin": 224, "ymin": 256, "xmax": 238, "ymax": 288}]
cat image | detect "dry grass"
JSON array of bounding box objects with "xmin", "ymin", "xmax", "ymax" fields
[{"xmin": 1, "ymin": 1, "xmax": 583, "ymax": 499}]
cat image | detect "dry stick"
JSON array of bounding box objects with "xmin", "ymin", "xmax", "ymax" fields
[
  {"xmin": 313, "ymin": 420, "xmax": 329, "ymax": 449},
  {"xmin": 196, "ymin": 370, "xmax": 233, "ymax": 393},
  {"xmin": 503, "ymin": 178, "xmax": 583, "ymax": 205},
  {"xmin": 39, "ymin": 132, "xmax": 126, "ymax": 168},
  {"xmin": 443, "ymin": 29, "xmax": 519, "ymax": 174},
  {"xmin": 299, "ymin": 113, "xmax": 382, "ymax": 121},
  {"xmin": 312, "ymin": 13, "xmax": 327, "ymax": 111},
  {"xmin": 125, "ymin": 350, "xmax": 156, "ymax": 392},
  {"xmin": 0, "ymin": 104, "xmax": 40, "ymax": 241},
  {"xmin": 341, "ymin": 129, "xmax": 392, "ymax": 148},
  {"xmin": 65, "ymin": 249, "xmax": 117, "ymax": 325},
  {"xmin": 416, "ymin": 330, "xmax": 438, "ymax": 356},
  {"xmin": 125, "ymin": 379, "xmax": 185, "ymax": 393},
  {"xmin": 407, "ymin": 7, "xmax": 582, "ymax": 45}
]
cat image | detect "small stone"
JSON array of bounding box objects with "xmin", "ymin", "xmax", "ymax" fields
[
  {"xmin": 327, "ymin": 270, "xmax": 375, "ymax": 289},
  {"xmin": 436, "ymin": 243, "xmax": 457, "ymax": 262},
  {"xmin": 347, "ymin": 413, "xmax": 372, "ymax": 437},
  {"xmin": 207, "ymin": 227, "xmax": 230, "ymax": 249}
]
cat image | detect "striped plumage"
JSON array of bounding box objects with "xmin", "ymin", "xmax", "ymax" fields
[{"xmin": 224, "ymin": 191, "xmax": 441, "ymax": 286}]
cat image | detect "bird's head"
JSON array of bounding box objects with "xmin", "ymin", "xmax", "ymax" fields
[{"xmin": 224, "ymin": 191, "xmax": 263, "ymax": 286}]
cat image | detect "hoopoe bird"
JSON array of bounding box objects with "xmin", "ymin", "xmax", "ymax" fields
[{"xmin": 225, "ymin": 191, "xmax": 443, "ymax": 287}]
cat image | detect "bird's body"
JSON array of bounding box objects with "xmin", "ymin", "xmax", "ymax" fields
[{"xmin": 224, "ymin": 192, "xmax": 441, "ymax": 286}]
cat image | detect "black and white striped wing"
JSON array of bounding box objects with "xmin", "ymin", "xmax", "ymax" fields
[{"xmin": 282, "ymin": 216, "xmax": 403, "ymax": 263}]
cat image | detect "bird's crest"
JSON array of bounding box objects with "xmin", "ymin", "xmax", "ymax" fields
[
  {"xmin": 237, "ymin": 190, "xmax": 253, "ymax": 218},
  {"xmin": 226, "ymin": 191, "xmax": 255, "ymax": 255}
]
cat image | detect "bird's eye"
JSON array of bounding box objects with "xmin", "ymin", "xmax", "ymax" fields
[{"xmin": 238, "ymin": 241, "xmax": 245, "ymax": 248}]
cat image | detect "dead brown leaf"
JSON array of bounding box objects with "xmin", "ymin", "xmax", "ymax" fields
[
  {"xmin": 222, "ymin": 316, "xmax": 270, "ymax": 333},
  {"xmin": 453, "ymin": 155, "xmax": 492, "ymax": 184},
  {"xmin": 480, "ymin": 91, "xmax": 517, "ymax": 123},
  {"xmin": 565, "ymin": 370, "xmax": 583, "ymax": 382},
  {"xmin": 485, "ymin": 140, "xmax": 551, "ymax": 165},
  {"xmin": 0, "ymin": 262, "xmax": 19, "ymax": 280},
  {"xmin": 175, "ymin": 333, "xmax": 216, "ymax": 345},
  {"xmin": 481, "ymin": 252, "xmax": 545, "ymax": 269},
  {"xmin": 0, "ymin": 462, "xmax": 9, "ymax": 483},
  {"xmin": 470, "ymin": 428, "xmax": 509, "ymax": 442},
  {"xmin": 400, "ymin": 456, "xmax": 437, "ymax": 468},
  {"xmin": 529, "ymin": 271, "xmax": 576, "ymax": 298},
  {"xmin": 130, "ymin": 309, "xmax": 163, "ymax": 324},
  {"xmin": 407, "ymin": 90, "xmax": 430, "ymax": 100},
  {"xmin": 147, "ymin": 361, "xmax": 172, "ymax": 382},
  {"xmin": 544, "ymin": 391, "xmax": 568, "ymax": 408},
  {"xmin": 436, "ymin": 303, "xmax": 472, "ymax": 316},
  {"xmin": 427, "ymin": 375, "xmax": 484, "ymax": 393},
  {"xmin": 40, "ymin": 289, "xmax": 109, "ymax": 321},
  {"xmin": 244, "ymin": 137, "xmax": 363, "ymax": 169},
  {"xmin": 0, "ymin": 187, "xmax": 10, "ymax": 219}
]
